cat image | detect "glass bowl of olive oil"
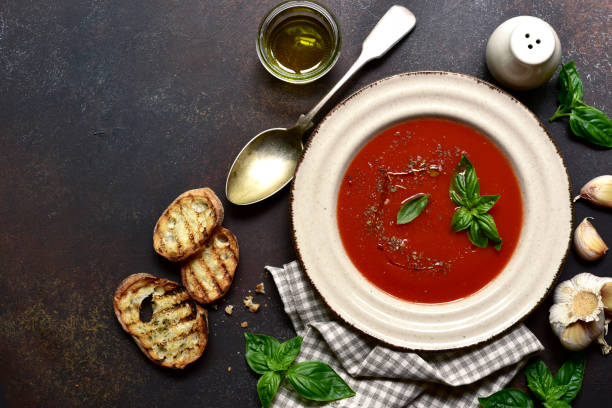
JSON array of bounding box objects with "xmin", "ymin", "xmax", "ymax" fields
[{"xmin": 257, "ymin": 1, "xmax": 341, "ymax": 84}]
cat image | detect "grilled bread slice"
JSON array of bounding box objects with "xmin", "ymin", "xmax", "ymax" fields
[
  {"xmin": 113, "ymin": 273, "xmax": 209, "ymax": 369},
  {"xmin": 153, "ymin": 188, "xmax": 224, "ymax": 262},
  {"xmin": 181, "ymin": 226, "xmax": 239, "ymax": 304}
]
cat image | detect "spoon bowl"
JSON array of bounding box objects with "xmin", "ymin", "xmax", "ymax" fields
[{"xmin": 226, "ymin": 126, "xmax": 303, "ymax": 205}]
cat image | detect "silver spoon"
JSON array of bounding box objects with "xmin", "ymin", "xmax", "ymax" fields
[{"xmin": 226, "ymin": 5, "xmax": 416, "ymax": 205}]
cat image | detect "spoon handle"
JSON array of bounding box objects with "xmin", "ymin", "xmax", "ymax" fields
[{"xmin": 296, "ymin": 5, "xmax": 416, "ymax": 130}]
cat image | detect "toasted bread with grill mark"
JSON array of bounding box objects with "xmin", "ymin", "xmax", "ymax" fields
[
  {"xmin": 113, "ymin": 273, "xmax": 209, "ymax": 369},
  {"xmin": 181, "ymin": 226, "xmax": 239, "ymax": 304},
  {"xmin": 153, "ymin": 188, "xmax": 224, "ymax": 262}
]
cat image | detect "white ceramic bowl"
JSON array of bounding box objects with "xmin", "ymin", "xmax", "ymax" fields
[{"xmin": 291, "ymin": 72, "xmax": 572, "ymax": 350}]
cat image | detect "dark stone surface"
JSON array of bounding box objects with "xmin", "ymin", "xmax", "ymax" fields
[{"xmin": 0, "ymin": 0, "xmax": 610, "ymax": 407}]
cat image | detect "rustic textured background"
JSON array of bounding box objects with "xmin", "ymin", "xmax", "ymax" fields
[{"xmin": 0, "ymin": 0, "xmax": 610, "ymax": 407}]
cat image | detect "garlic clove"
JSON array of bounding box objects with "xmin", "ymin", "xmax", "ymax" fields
[
  {"xmin": 600, "ymin": 279, "xmax": 612, "ymax": 312},
  {"xmin": 552, "ymin": 278, "xmax": 579, "ymax": 305},
  {"xmin": 573, "ymin": 217, "xmax": 608, "ymax": 261},
  {"xmin": 574, "ymin": 175, "xmax": 612, "ymax": 208},
  {"xmin": 550, "ymin": 302, "xmax": 574, "ymax": 326},
  {"xmin": 557, "ymin": 310, "xmax": 605, "ymax": 351},
  {"xmin": 573, "ymin": 272, "xmax": 607, "ymax": 296},
  {"xmin": 600, "ymin": 278, "xmax": 612, "ymax": 329},
  {"xmin": 559, "ymin": 321, "xmax": 601, "ymax": 351}
]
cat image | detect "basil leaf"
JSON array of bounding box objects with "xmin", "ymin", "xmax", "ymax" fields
[
  {"xmin": 451, "ymin": 207, "xmax": 473, "ymax": 232},
  {"xmin": 450, "ymin": 189, "xmax": 466, "ymax": 207},
  {"xmin": 286, "ymin": 361, "xmax": 355, "ymax": 402},
  {"xmin": 569, "ymin": 104, "xmax": 612, "ymax": 148},
  {"xmin": 545, "ymin": 385, "xmax": 570, "ymax": 401},
  {"xmin": 452, "ymin": 164, "xmax": 468, "ymax": 199},
  {"xmin": 464, "ymin": 164, "xmax": 480, "ymax": 207},
  {"xmin": 452, "ymin": 154, "xmax": 480, "ymax": 207},
  {"xmin": 245, "ymin": 332, "xmax": 280, "ymax": 356},
  {"xmin": 478, "ymin": 388, "xmax": 534, "ymax": 408},
  {"xmin": 244, "ymin": 332, "xmax": 280, "ymax": 374},
  {"xmin": 474, "ymin": 213, "xmax": 502, "ymax": 250},
  {"xmin": 397, "ymin": 194, "xmax": 429, "ymax": 224},
  {"xmin": 553, "ymin": 353, "xmax": 585, "ymax": 403},
  {"xmin": 475, "ymin": 195, "xmax": 500, "ymax": 214},
  {"xmin": 557, "ymin": 60, "xmax": 583, "ymax": 109},
  {"xmin": 543, "ymin": 401, "xmax": 572, "ymax": 408},
  {"xmin": 467, "ymin": 220, "xmax": 488, "ymax": 248},
  {"xmin": 525, "ymin": 359, "xmax": 554, "ymax": 401},
  {"xmin": 269, "ymin": 336, "xmax": 302, "ymax": 371},
  {"xmin": 257, "ymin": 371, "xmax": 283, "ymax": 408},
  {"xmin": 246, "ymin": 351, "xmax": 271, "ymax": 375}
]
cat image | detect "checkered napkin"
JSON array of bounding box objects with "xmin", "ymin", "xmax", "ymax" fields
[{"xmin": 265, "ymin": 261, "xmax": 543, "ymax": 408}]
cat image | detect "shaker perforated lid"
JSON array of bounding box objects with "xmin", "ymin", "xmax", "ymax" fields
[{"xmin": 510, "ymin": 17, "xmax": 556, "ymax": 65}]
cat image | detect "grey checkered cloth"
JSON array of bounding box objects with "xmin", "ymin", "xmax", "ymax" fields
[{"xmin": 265, "ymin": 261, "xmax": 543, "ymax": 408}]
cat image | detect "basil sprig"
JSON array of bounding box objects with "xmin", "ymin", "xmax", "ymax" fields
[
  {"xmin": 449, "ymin": 154, "xmax": 502, "ymax": 250},
  {"xmin": 478, "ymin": 389, "xmax": 535, "ymax": 408},
  {"xmin": 550, "ymin": 61, "xmax": 612, "ymax": 148},
  {"xmin": 245, "ymin": 332, "xmax": 355, "ymax": 407},
  {"xmin": 397, "ymin": 194, "xmax": 429, "ymax": 224},
  {"xmin": 478, "ymin": 354, "xmax": 585, "ymax": 408}
]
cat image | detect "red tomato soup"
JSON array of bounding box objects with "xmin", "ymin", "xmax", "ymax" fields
[{"xmin": 337, "ymin": 118, "xmax": 523, "ymax": 303}]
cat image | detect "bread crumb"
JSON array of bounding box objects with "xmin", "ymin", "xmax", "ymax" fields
[
  {"xmin": 241, "ymin": 321, "xmax": 248, "ymax": 328},
  {"xmin": 225, "ymin": 305, "xmax": 234, "ymax": 315},
  {"xmin": 255, "ymin": 282, "xmax": 265, "ymax": 294},
  {"xmin": 243, "ymin": 295, "xmax": 260, "ymax": 313}
]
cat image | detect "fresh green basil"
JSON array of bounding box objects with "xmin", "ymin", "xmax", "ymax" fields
[
  {"xmin": 569, "ymin": 104, "xmax": 612, "ymax": 147},
  {"xmin": 557, "ymin": 60, "xmax": 583, "ymax": 109},
  {"xmin": 244, "ymin": 332, "xmax": 280, "ymax": 374},
  {"xmin": 478, "ymin": 355, "xmax": 586, "ymax": 408},
  {"xmin": 553, "ymin": 353, "xmax": 585, "ymax": 403},
  {"xmin": 397, "ymin": 194, "xmax": 430, "ymax": 224},
  {"xmin": 478, "ymin": 388, "xmax": 534, "ymax": 408},
  {"xmin": 245, "ymin": 333, "xmax": 356, "ymax": 406},
  {"xmin": 269, "ymin": 336, "xmax": 302, "ymax": 371},
  {"xmin": 257, "ymin": 371, "xmax": 283, "ymax": 408},
  {"xmin": 286, "ymin": 361, "xmax": 356, "ymax": 402},
  {"xmin": 474, "ymin": 213, "xmax": 502, "ymax": 250},
  {"xmin": 550, "ymin": 61, "xmax": 612, "ymax": 148},
  {"xmin": 544, "ymin": 385, "xmax": 570, "ymax": 402},
  {"xmin": 543, "ymin": 400, "xmax": 572, "ymax": 408},
  {"xmin": 246, "ymin": 351, "xmax": 272, "ymax": 375},
  {"xmin": 451, "ymin": 154, "xmax": 480, "ymax": 207},
  {"xmin": 450, "ymin": 189, "xmax": 466, "ymax": 207},
  {"xmin": 245, "ymin": 332, "xmax": 280, "ymax": 356},
  {"xmin": 449, "ymin": 154, "xmax": 502, "ymax": 250},
  {"xmin": 525, "ymin": 359, "xmax": 554, "ymax": 401},
  {"xmin": 467, "ymin": 220, "xmax": 488, "ymax": 248},
  {"xmin": 451, "ymin": 207, "xmax": 472, "ymax": 231},
  {"xmin": 475, "ymin": 195, "xmax": 500, "ymax": 214}
]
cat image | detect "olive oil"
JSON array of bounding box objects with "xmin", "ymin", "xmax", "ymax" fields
[
  {"xmin": 256, "ymin": 1, "xmax": 340, "ymax": 83},
  {"xmin": 267, "ymin": 14, "xmax": 333, "ymax": 74}
]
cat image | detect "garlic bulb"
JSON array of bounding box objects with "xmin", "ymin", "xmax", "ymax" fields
[
  {"xmin": 549, "ymin": 272, "xmax": 611, "ymax": 354},
  {"xmin": 573, "ymin": 217, "xmax": 608, "ymax": 261},
  {"xmin": 574, "ymin": 175, "xmax": 612, "ymax": 208}
]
